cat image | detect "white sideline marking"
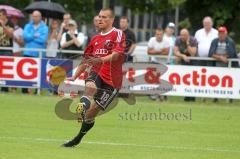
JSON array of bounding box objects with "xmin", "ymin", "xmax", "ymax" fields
[{"xmin": 0, "ymin": 136, "xmax": 240, "ymax": 153}]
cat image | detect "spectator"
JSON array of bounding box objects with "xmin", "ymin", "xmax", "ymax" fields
[
  {"xmin": 11, "ymin": 16, "xmax": 24, "ymax": 93},
  {"xmin": 46, "ymin": 19, "xmax": 60, "ymax": 58},
  {"xmin": 11, "ymin": 16, "xmax": 24, "ymax": 56},
  {"xmin": 147, "ymin": 28, "xmax": 170, "ymax": 101},
  {"xmin": 194, "ymin": 17, "xmax": 218, "ymax": 102},
  {"xmin": 0, "ymin": 9, "xmax": 14, "ymax": 92},
  {"xmin": 163, "ymin": 22, "xmax": 176, "ymax": 64},
  {"xmin": 174, "ymin": 28, "xmax": 198, "ymax": 102},
  {"xmin": 119, "ymin": 16, "xmax": 136, "ymax": 62},
  {"xmin": 87, "ymin": 15, "xmax": 100, "ymax": 43},
  {"xmin": 58, "ymin": 12, "xmax": 71, "ymax": 40},
  {"xmin": 195, "ymin": 16, "xmax": 218, "ymax": 66},
  {"xmin": 60, "ymin": 19, "xmax": 85, "ymax": 59},
  {"xmin": 118, "ymin": 16, "xmax": 137, "ymax": 104},
  {"xmin": 209, "ymin": 26, "xmax": 238, "ymax": 67},
  {"xmin": 208, "ymin": 26, "xmax": 238, "ymax": 103},
  {"xmin": 22, "ymin": 10, "xmax": 48, "ymax": 94},
  {"xmin": 148, "ymin": 28, "xmax": 170, "ymax": 63},
  {"xmin": 23, "ymin": 10, "xmax": 48, "ymax": 57},
  {"xmin": 0, "ymin": 9, "xmax": 14, "ymax": 55}
]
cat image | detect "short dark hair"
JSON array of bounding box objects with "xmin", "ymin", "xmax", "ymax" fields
[
  {"xmin": 120, "ymin": 16, "xmax": 129, "ymax": 22},
  {"xmin": 155, "ymin": 28, "xmax": 163, "ymax": 33},
  {"xmin": 100, "ymin": 8, "xmax": 115, "ymax": 18},
  {"xmin": 0, "ymin": 9, "xmax": 7, "ymax": 16}
]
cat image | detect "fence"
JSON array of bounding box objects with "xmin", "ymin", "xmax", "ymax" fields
[{"xmin": 0, "ymin": 47, "xmax": 240, "ymax": 99}]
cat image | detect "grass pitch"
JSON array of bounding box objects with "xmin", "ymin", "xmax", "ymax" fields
[{"xmin": 0, "ymin": 93, "xmax": 240, "ymax": 159}]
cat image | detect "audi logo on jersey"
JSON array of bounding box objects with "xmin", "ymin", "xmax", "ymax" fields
[{"xmin": 95, "ymin": 49, "xmax": 109, "ymax": 55}]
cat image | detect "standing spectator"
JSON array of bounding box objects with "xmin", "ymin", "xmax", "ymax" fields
[
  {"xmin": 195, "ymin": 16, "xmax": 218, "ymax": 102},
  {"xmin": 87, "ymin": 15, "xmax": 100, "ymax": 43},
  {"xmin": 58, "ymin": 13, "xmax": 71, "ymax": 40},
  {"xmin": 46, "ymin": 19, "xmax": 60, "ymax": 58},
  {"xmin": 195, "ymin": 16, "xmax": 218, "ymax": 66},
  {"xmin": 119, "ymin": 16, "xmax": 136, "ymax": 62},
  {"xmin": 147, "ymin": 28, "xmax": 170, "ymax": 101},
  {"xmin": 118, "ymin": 16, "xmax": 136, "ymax": 104},
  {"xmin": 208, "ymin": 26, "xmax": 238, "ymax": 103},
  {"xmin": 163, "ymin": 22, "xmax": 176, "ymax": 64},
  {"xmin": 0, "ymin": 9, "xmax": 13, "ymax": 56},
  {"xmin": 22, "ymin": 10, "xmax": 48, "ymax": 94},
  {"xmin": 11, "ymin": 16, "xmax": 24, "ymax": 93},
  {"xmin": 11, "ymin": 16, "xmax": 24, "ymax": 56},
  {"xmin": 23, "ymin": 10, "xmax": 48, "ymax": 57},
  {"xmin": 0, "ymin": 9, "xmax": 14, "ymax": 92},
  {"xmin": 60, "ymin": 19, "xmax": 85, "ymax": 59},
  {"xmin": 174, "ymin": 28, "xmax": 198, "ymax": 102}
]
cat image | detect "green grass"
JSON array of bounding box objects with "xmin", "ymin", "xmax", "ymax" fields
[{"xmin": 0, "ymin": 93, "xmax": 240, "ymax": 159}]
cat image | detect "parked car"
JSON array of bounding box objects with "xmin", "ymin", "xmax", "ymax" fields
[{"xmin": 132, "ymin": 41, "xmax": 150, "ymax": 63}]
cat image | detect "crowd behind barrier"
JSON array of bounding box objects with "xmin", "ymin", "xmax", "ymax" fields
[
  {"xmin": 0, "ymin": 46, "xmax": 239, "ymax": 64},
  {"xmin": 0, "ymin": 47, "xmax": 240, "ymax": 101},
  {"xmin": 0, "ymin": 8, "xmax": 240, "ymax": 102}
]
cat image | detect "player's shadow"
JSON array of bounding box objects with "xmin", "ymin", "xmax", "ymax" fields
[{"xmin": 55, "ymin": 95, "xmax": 133, "ymax": 120}]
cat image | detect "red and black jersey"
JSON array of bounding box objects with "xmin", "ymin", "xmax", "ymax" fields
[{"xmin": 84, "ymin": 27, "xmax": 126, "ymax": 88}]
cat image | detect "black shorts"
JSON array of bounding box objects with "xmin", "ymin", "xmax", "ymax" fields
[{"xmin": 85, "ymin": 71, "xmax": 119, "ymax": 110}]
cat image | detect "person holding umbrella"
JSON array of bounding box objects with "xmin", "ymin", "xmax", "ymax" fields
[
  {"xmin": 11, "ymin": 16, "xmax": 24, "ymax": 56},
  {"xmin": 0, "ymin": 9, "xmax": 14, "ymax": 55},
  {"xmin": 22, "ymin": 10, "xmax": 48, "ymax": 94},
  {"xmin": 0, "ymin": 9, "xmax": 14, "ymax": 93},
  {"xmin": 23, "ymin": 10, "xmax": 48, "ymax": 57}
]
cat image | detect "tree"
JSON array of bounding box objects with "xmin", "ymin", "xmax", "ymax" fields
[
  {"xmin": 51, "ymin": 0, "xmax": 95, "ymax": 24},
  {"xmin": 185, "ymin": 0, "xmax": 240, "ymax": 30},
  {"xmin": 0, "ymin": 0, "xmax": 31, "ymax": 10},
  {"xmin": 0, "ymin": 0, "xmax": 96, "ymax": 24},
  {"xmin": 120, "ymin": 0, "xmax": 185, "ymax": 14}
]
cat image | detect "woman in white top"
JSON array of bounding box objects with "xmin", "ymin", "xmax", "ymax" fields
[
  {"xmin": 11, "ymin": 16, "xmax": 24, "ymax": 56},
  {"xmin": 46, "ymin": 19, "xmax": 60, "ymax": 58}
]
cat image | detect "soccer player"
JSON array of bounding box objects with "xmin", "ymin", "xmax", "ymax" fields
[{"xmin": 62, "ymin": 8, "xmax": 125, "ymax": 147}]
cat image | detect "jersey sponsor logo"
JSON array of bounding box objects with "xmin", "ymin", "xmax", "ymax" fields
[{"xmin": 95, "ymin": 49, "xmax": 108, "ymax": 55}]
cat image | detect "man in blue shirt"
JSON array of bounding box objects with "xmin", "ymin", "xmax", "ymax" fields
[
  {"xmin": 22, "ymin": 10, "xmax": 48, "ymax": 94},
  {"xmin": 23, "ymin": 10, "xmax": 48, "ymax": 57}
]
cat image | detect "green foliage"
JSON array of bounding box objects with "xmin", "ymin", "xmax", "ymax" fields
[
  {"xmin": 0, "ymin": 0, "xmax": 31, "ymax": 10},
  {"xmin": 120, "ymin": 0, "xmax": 186, "ymax": 14},
  {"xmin": 185, "ymin": 0, "xmax": 240, "ymax": 29},
  {"xmin": 178, "ymin": 18, "xmax": 191, "ymax": 29},
  {"xmin": 169, "ymin": 0, "xmax": 186, "ymax": 7},
  {"xmin": 52, "ymin": 0, "xmax": 95, "ymax": 24},
  {"xmin": 184, "ymin": 0, "xmax": 240, "ymax": 42},
  {"xmin": 0, "ymin": 0, "xmax": 95, "ymax": 24}
]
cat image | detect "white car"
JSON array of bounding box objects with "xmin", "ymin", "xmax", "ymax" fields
[{"xmin": 132, "ymin": 41, "xmax": 150, "ymax": 63}]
